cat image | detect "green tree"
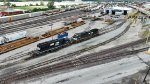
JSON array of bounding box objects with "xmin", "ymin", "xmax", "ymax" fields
[
  {"xmin": 61, "ymin": 5, "xmax": 65, "ymax": 9},
  {"xmin": 12, "ymin": 4, "xmax": 16, "ymax": 7},
  {"xmin": 36, "ymin": 3, "xmax": 39, "ymax": 6},
  {"xmin": 47, "ymin": 0, "xmax": 55, "ymax": 9},
  {"xmin": 29, "ymin": 3, "xmax": 33, "ymax": 6},
  {"xmin": 40, "ymin": 0, "xmax": 44, "ymax": 6},
  {"xmin": 3, "ymin": 0, "xmax": 7, "ymax": 6},
  {"xmin": 3, "ymin": 0, "xmax": 11, "ymax": 7}
]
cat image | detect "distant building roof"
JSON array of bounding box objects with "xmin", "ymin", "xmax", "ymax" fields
[{"xmin": 107, "ymin": 6, "xmax": 132, "ymax": 11}]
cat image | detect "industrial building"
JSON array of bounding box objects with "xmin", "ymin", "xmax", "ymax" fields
[{"xmin": 105, "ymin": 7, "xmax": 132, "ymax": 15}]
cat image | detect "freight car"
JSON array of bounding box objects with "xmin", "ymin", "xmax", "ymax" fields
[
  {"xmin": 28, "ymin": 11, "xmax": 44, "ymax": 17},
  {"xmin": 0, "ymin": 9, "xmax": 64, "ymax": 23},
  {"xmin": 0, "ymin": 12, "xmax": 45, "ymax": 23},
  {"xmin": 0, "ymin": 31, "xmax": 27, "ymax": 45},
  {"xmin": 0, "ymin": 36, "xmax": 5, "ymax": 44},
  {"xmin": 0, "ymin": 6, "xmax": 78, "ymax": 23},
  {"xmin": 29, "ymin": 28, "xmax": 99, "ymax": 58}
]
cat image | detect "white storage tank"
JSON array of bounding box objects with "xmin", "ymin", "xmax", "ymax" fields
[
  {"xmin": 4, "ymin": 31, "xmax": 27, "ymax": 42},
  {"xmin": 0, "ymin": 36, "xmax": 5, "ymax": 44}
]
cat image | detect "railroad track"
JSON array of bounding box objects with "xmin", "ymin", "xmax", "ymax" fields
[
  {"xmin": 0, "ymin": 10, "xmax": 85, "ymax": 35},
  {"xmin": 0, "ymin": 12, "xmax": 147, "ymax": 84},
  {"xmin": 0, "ymin": 20, "xmax": 130, "ymax": 81},
  {"xmin": 0, "ymin": 9, "xmax": 102, "ymax": 35},
  {"xmin": 2, "ymin": 18, "xmax": 121, "ymax": 61},
  {"xmin": 0, "ymin": 40, "xmax": 148, "ymax": 84},
  {"xmin": 0, "ymin": 9, "xmax": 101, "ymax": 35},
  {"xmin": 0, "ymin": 15, "xmax": 78, "ymax": 34},
  {"xmin": 0, "ymin": 21, "xmax": 86, "ymax": 54},
  {"xmin": 0, "ymin": 15, "xmax": 45, "ymax": 27},
  {"xmin": 0, "ymin": 20, "xmax": 125, "ymax": 69},
  {"xmin": 0, "ymin": 8, "xmax": 84, "ymax": 28}
]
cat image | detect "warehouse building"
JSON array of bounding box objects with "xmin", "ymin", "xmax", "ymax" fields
[{"xmin": 105, "ymin": 7, "xmax": 132, "ymax": 15}]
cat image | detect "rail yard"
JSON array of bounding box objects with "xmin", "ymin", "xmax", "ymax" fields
[{"xmin": 1, "ymin": 0, "xmax": 150, "ymax": 84}]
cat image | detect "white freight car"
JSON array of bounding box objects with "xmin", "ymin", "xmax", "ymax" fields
[
  {"xmin": 0, "ymin": 36, "xmax": 5, "ymax": 44},
  {"xmin": 12, "ymin": 13, "xmax": 29, "ymax": 21},
  {"xmin": 4, "ymin": 31, "xmax": 27, "ymax": 42},
  {"xmin": 29, "ymin": 11, "xmax": 44, "ymax": 17},
  {"xmin": 0, "ymin": 11, "xmax": 45, "ymax": 23},
  {"xmin": 0, "ymin": 16, "xmax": 11, "ymax": 23}
]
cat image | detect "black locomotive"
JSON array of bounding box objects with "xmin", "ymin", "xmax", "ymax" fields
[
  {"xmin": 37, "ymin": 38, "xmax": 70, "ymax": 51},
  {"xmin": 29, "ymin": 28, "xmax": 99, "ymax": 59}
]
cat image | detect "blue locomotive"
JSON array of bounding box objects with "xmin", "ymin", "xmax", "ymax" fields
[{"xmin": 57, "ymin": 32, "xmax": 68, "ymax": 39}]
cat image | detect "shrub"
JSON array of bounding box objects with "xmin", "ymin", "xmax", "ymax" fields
[
  {"xmin": 36, "ymin": 3, "xmax": 39, "ymax": 6},
  {"xmin": 29, "ymin": 3, "xmax": 33, "ymax": 6},
  {"xmin": 12, "ymin": 4, "xmax": 16, "ymax": 7},
  {"xmin": 40, "ymin": 1, "xmax": 44, "ymax": 6}
]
